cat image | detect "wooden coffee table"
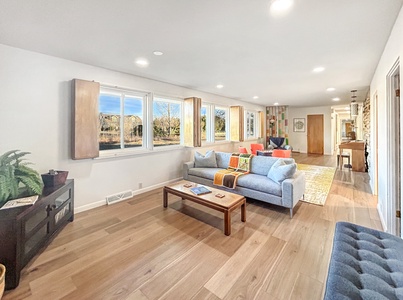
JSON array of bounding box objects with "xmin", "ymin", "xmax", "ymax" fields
[{"xmin": 163, "ymin": 180, "xmax": 246, "ymax": 236}]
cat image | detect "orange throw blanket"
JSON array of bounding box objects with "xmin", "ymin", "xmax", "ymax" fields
[{"xmin": 213, "ymin": 153, "xmax": 253, "ymax": 189}]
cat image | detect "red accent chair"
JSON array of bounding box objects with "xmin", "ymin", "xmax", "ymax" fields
[
  {"xmin": 272, "ymin": 149, "xmax": 292, "ymax": 158},
  {"xmin": 239, "ymin": 146, "xmax": 248, "ymax": 153},
  {"xmin": 250, "ymin": 143, "xmax": 264, "ymax": 155}
]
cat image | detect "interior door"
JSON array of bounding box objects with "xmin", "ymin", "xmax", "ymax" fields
[{"xmin": 307, "ymin": 114, "xmax": 324, "ymax": 154}]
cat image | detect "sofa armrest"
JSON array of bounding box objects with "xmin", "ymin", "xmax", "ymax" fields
[
  {"xmin": 183, "ymin": 161, "xmax": 195, "ymax": 180},
  {"xmin": 281, "ymin": 170, "xmax": 306, "ymax": 209}
]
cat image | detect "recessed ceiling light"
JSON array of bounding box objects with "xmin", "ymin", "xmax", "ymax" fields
[
  {"xmin": 274, "ymin": 102, "xmax": 279, "ymax": 106},
  {"xmin": 153, "ymin": 51, "xmax": 163, "ymax": 56},
  {"xmin": 313, "ymin": 67, "xmax": 325, "ymax": 73},
  {"xmin": 270, "ymin": 0, "xmax": 293, "ymax": 13},
  {"xmin": 135, "ymin": 58, "xmax": 149, "ymax": 67},
  {"xmin": 327, "ymin": 87, "xmax": 336, "ymax": 92},
  {"xmin": 332, "ymin": 97, "xmax": 340, "ymax": 101},
  {"xmin": 253, "ymin": 96, "xmax": 259, "ymax": 99},
  {"xmin": 216, "ymin": 84, "xmax": 224, "ymax": 89}
]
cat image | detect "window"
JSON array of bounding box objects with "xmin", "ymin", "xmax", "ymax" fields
[
  {"xmin": 99, "ymin": 88, "xmax": 146, "ymax": 151},
  {"xmin": 214, "ymin": 107, "xmax": 229, "ymax": 141},
  {"xmin": 153, "ymin": 97, "xmax": 182, "ymax": 147},
  {"xmin": 245, "ymin": 110, "xmax": 260, "ymax": 139},
  {"xmin": 201, "ymin": 104, "xmax": 214, "ymax": 142},
  {"xmin": 201, "ymin": 106, "xmax": 207, "ymax": 142},
  {"xmin": 246, "ymin": 111, "xmax": 256, "ymax": 139}
]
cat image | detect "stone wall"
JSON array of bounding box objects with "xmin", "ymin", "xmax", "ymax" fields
[{"xmin": 362, "ymin": 97, "xmax": 370, "ymax": 171}]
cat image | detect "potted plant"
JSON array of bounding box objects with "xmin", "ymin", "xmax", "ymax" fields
[{"xmin": 0, "ymin": 150, "xmax": 43, "ymax": 208}]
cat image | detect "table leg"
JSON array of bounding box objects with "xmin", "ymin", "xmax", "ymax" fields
[
  {"xmin": 241, "ymin": 200, "xmax": 246, "ymax": 222},
  {"xmin": 224, "ymin": 210, "xmax": 231, "ymax": 236},
  {"xmin": 163, "ymin": 188, "xmax": 168, "ymax": 208}
]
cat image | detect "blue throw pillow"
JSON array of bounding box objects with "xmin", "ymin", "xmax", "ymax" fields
[
  {"xmin": 267, "ymin": 159, "xmax": 296, "ymax": 184},
  {"xmin": 194, "ymin": 150, "xmax": 218, "ymax": 168}
]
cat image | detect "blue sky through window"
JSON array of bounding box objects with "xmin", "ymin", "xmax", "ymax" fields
[{"xmin": 99, "ymin": 94, "xmax": 142, "ymax": 115}]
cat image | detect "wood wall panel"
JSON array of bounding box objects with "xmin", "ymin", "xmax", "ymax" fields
[
  {"xmin": 184, "ymin": 97, "xmax": 201, "ymax": 147},
  {"xmin": 72, "ymin": 79, "xmax": 100, "ymax": 159},
  {"xmin": 230, "ymin": 106, "xmax": 244, "ymax": 142},
  {"xmin": 259, "ymin": 111, "xmax": 265, "ymax": 138}
]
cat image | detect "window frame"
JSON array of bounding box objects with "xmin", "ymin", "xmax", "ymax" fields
[
  {"xmin": 152, "ymin": 94, "xmax": 183, "ymax": 149},
  {"xmin": 201, "ymin": 103, "xmax": 214, "ymax": 144},
  {"xmin": 214, "ymin": 105, "xmax": 230, "ymax": 142},
  {"xmin": 98, "ymin": 87, "xmax": 149, "ymax": 154},
  {"xmin": 244, "ymin": 109, "xmax": 260, "ymax": 140}
]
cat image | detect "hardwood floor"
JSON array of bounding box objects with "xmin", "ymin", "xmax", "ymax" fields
[{"xmin": 3, "ymin": 153, "xmax": 382, "ymax": 300}]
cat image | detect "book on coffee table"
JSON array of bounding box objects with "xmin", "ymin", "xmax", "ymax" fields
[{"xmin": 190, "ymin": 186, "xmax": 212, "ymax": 195}]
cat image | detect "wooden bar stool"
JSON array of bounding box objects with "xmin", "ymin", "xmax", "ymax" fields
[{"xmin": 338, "ymin": 152, "xmax": 351, "ymax": 170}]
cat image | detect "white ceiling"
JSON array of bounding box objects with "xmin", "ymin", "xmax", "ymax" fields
[{"xmin": 0, "ymin": 0, "xmax": 402, "ymax": 107}]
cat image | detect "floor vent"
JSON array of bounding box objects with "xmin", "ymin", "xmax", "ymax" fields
[{"xmin": 106, "ymin": 190, "xmax": 133, "ymax": 205}]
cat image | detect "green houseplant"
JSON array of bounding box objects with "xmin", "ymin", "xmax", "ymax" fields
[{"xmin": 0, "ymin": 150, "xmax": 44, "ymax": 207}]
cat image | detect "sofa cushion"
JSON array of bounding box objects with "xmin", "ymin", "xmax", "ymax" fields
[
  {"xmin": 249, "ymin": 156, "xmax": 295, "ymax": 176},
  {"xmin": 215, "ymin": 152, "xmax": 232, "ymax": 169},
  {"xmin": 237, "ymin": 174, "xmax": 282, "ymax": 197},
  {"xmin": 267, "ymin": 159, "xmax": 296, "ymax": 184},
  {"xmin": 194, "ymin": 150, "xmax": 217, "ymax": 168},
  {"xmin": 188, "ymin": 168, "xmax": 222, "ymax": 180}
]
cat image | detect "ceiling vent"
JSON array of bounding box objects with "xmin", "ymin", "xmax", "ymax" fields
[{"xmin": 105, "ymin": 190, "xmax": 133, "ymax": 205}]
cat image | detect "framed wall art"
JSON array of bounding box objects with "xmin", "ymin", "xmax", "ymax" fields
[{"xmin": 293, "ymin": 118, "xmax": 305, "ymax": 132}]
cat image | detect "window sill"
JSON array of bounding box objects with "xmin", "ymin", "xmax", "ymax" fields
[{"xmin": 94, "ymin": 145, "xmax": 186, "ymax": 160}]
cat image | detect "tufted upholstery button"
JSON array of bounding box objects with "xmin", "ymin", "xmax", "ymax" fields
[{"xmin": 324, "ymin": 222, "xmax": 403, "ymax": 300}]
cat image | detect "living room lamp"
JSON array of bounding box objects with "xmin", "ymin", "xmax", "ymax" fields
[{"xmin": 350, "ymin": 89, "xmax": 359, "ymax": 117}]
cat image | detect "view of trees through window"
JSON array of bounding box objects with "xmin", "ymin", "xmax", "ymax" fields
[
  {"xmin": 215, "ymin": 108, "xmax": 227, "ymax": 141},
  {"xmin": 153, "ymin": 98, "xmax": 181, "ymax": 146},
  {"xmin": 99, "ymin": 89, "xmax": 236, "ymax": 150},
  {"xmin": 99, "ymin": 93, "xmax": 143, "ymax": 150},
  {"xmin": 201, "ymin": 106, "xmax": 207, "ymax": 141}
]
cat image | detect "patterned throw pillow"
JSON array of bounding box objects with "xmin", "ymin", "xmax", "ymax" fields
[
  {"xmin": 267, "ymin": 159, "xmax": 296, "ymax": 184},
  {"xmin": 194, "ymin": 150, "xmax": 218, "ymax": 168}
]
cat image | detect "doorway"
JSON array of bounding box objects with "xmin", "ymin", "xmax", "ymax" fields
[
  {"xmin": 386, "ymin": 59, "xmax": 401, "ymax": 236},
  {"xmin": 307, "ymin": 114, "xmax": 324, "ymax": 154}
]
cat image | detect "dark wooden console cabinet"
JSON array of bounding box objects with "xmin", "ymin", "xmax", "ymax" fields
[{"xmin": 0, "ymin": 179, "xmax": 74, "ymax": 289}]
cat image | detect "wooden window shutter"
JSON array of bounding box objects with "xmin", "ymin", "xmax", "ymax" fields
[
  {"xmin": 184, "ymin": 97, "xmax": 202, "ymax": 147},
  {"xmin": 259, "ymin": 111, "xmax": 265, "ymax": 138},
  {"xmin": 230, "ymin": 106, "xmax": 244, "ymax": 142},
  {"xmin": 72, "ymin": 79, "xmax": 100, "ymax": 159}
]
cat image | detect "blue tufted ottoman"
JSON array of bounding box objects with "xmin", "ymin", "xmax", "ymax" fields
[{"xmin": 324, "ymin": 222, "xmax": 403, "ymax": 300}]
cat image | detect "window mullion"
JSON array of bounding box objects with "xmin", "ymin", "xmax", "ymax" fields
[
  {"xmin": 120, "ymin": 94, "xmax": 125, "ymax": 149},
  {"xmin": 147, "ymin": 93, "xmax": 154, "ymax": 150}
]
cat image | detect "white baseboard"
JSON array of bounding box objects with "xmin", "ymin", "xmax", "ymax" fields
[
  {"xmin": 75, "ymin": 200, "xmax": 105, "ymax": 214},
  {"xmin": 74, "ymin": 177, "xmax": 182, "ymax": 213}
]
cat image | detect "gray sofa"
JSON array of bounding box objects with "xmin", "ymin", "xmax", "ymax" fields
[{"xmin": 183, "ymin": 152, "xmax": 305, "ymax": 217}]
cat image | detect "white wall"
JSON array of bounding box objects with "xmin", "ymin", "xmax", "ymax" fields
[
  {"xmin": 369, "ymin": 6, "xmax": 403, "ymax": 232},
  {"xmin": 288, "ymin": 106, "xmax": 333, "ymax": 155},
  {"xmin": 0, "ymin": 44, "xmax": 265, "ymax": 212}
]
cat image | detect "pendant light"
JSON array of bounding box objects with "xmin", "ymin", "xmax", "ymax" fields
[{"xmin": 350, "ymin": 90, "xmax": 358, "ymax": 117}]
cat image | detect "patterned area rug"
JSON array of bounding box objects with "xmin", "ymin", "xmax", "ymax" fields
[{"xmin": 297, "ymin": 163, "xmax": 336, "ymax": 206}]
